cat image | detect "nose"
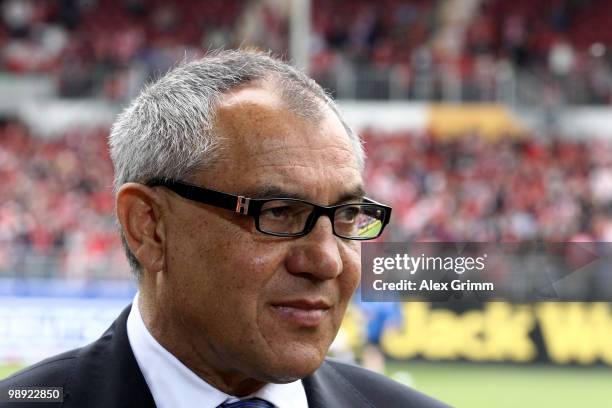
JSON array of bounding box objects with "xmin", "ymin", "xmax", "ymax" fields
[{"xmin": 284, "ymin": 215, "xmax": 343, "ymax": 281}]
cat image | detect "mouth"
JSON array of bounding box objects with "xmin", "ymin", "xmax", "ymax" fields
[{"xmin": 269, "ymin": 299, "xmax": 332, "ymax": 328}]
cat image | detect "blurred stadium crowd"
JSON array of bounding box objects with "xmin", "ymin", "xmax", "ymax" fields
[
  {"xmin": 0, "ymin": 121, "xmax": 125, "ymax": 278},
  {"xmin": 2, "ymin": 0, "xmax": 612, "ymax": 102},
  {"xmin": 364, "ymin": 131, "xmax": 612, "ymax": 242},
  {"xmin": 1, "ymin": 119, "xmax": 611, "ymax": 279},
  {"xmin": 1, "ymin": 0, "xmax": 611, "ymax": 278}
]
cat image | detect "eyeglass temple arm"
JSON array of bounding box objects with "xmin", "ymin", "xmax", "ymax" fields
[{"xmin": 146, "ymin": 179, "xmax": 252, "ymax": 215}]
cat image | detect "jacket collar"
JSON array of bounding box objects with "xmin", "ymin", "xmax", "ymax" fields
[
  {"xmin": 65, "ymin": 305, "xmax": 155, "ymax": 408},
  {"xmin": 302, "ymin": 360, "xmax": 373, "ymax": 408}
]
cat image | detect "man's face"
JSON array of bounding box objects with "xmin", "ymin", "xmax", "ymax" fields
[{"xmin": 157, "ymin": 84, "xmax": 362, "ymax": 390}]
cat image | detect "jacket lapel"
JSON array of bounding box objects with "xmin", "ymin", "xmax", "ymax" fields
[
  {"xmin": 65, "ymin": 305, "xmax": 156, "ymax": 408},
  {"xmin": 302, "ymin": 360, "xmax": 372, "ymax": 408}
]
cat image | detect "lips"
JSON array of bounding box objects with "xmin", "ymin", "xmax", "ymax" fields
[{"xmin": 270, "ymin": 299, "xmax": 332, "ymax": 328}]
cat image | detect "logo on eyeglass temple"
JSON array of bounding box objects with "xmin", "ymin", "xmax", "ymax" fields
[{"xmin": 235, "ymin": 196, "xmax": 250, "ymax": 215}]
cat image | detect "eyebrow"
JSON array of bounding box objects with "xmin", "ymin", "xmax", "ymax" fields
[{"xmin": 243, "ymin": 184, "xmax": 367, "ymax": 204}]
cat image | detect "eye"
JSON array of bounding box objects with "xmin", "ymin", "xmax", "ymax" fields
[
  {"xmin": 336, "ymin": 206, "xmax": 360, "ymax": 223},
  {"xmin": 260, "ymin": 201, "xmax": 312, "ymax": 222},
  {"xmin": 261, "ymin": 205, "xmax": 292, "ymax": 220}
]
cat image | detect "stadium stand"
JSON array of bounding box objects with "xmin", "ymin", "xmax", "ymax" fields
[
  {"xmin": 364, "ymin": 130, "xmax": 612, "ymax": 242},
  {"xmin": 0, "ymin": 0, "xmax": 610, "ymax": 280},
  {"xmin": 0, "ymin": 120, "xmax": 127, "ymax": 279},
  {"xmin": 2, "ymin": 0, "xmax": 611, "ymax": 103},
  {"xmin": 1, "ymin": 119, "xmax": 611, "ymax": 279}
]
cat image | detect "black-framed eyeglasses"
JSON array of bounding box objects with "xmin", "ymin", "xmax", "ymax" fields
[{"xmin": 147, "ymin": 179, "xmax": 392, "ymax": 240}]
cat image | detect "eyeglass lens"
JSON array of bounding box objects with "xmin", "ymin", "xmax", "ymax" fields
[{"xmin": 259, "ymin": 200, "xmax": 385, "ymax": 238}]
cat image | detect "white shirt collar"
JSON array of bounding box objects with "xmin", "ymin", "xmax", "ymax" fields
[{"xmin": 126, "ymin": 292, "xmax": 309, "ymax": 408}]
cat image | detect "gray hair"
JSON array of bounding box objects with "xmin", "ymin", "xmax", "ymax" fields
[{"xmin": 108, "ymin": 49, "xmax": 364, "ymax": 276}]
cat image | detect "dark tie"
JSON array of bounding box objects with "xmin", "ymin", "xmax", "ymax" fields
[{"xmin": 217, "ymin": 397, "xmax": 276, "ymax": 408}]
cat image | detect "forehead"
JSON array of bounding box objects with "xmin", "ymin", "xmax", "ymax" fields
[{"xmin": 203, "ymin": 84, "xmax": 362, "ymax": 203}]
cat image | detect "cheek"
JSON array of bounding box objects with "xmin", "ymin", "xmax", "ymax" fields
[
  {"xmin": 164, "ymin": 213, "xmax": 236, "ymax": 306},
  {"xmin": 340, "ymin": 243, "xmax": 361, "ymax": 296},
  {"xmin": 168, "ymin": 214, "xmax": 286, "ymax": 303},
  {"xmin": 166, "ymin": 219, "xmax": 289, "ymax": 338}
]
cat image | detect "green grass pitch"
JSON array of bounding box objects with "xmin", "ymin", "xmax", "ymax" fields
[
  {"xmin": 386, "ymin": 361, "xmax": 612, "ymax": 408},
  {"xmin": 0, "ymin": 365, "xmax": 23, "ymax": 379}
]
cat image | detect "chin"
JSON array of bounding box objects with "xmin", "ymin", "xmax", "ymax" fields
[{"xmin": 258, "ymin": 347, "xmax": 326, "ymax": 383}]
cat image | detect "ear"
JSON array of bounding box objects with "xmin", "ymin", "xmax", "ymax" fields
[{"xmin": 116, "ymin": 183, "xmax": 166, "ymax": 274}]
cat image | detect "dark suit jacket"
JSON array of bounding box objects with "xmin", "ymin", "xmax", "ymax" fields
[{"xmin": 0, "ymin": 305, "xmax": 449, "ymax": 408}]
